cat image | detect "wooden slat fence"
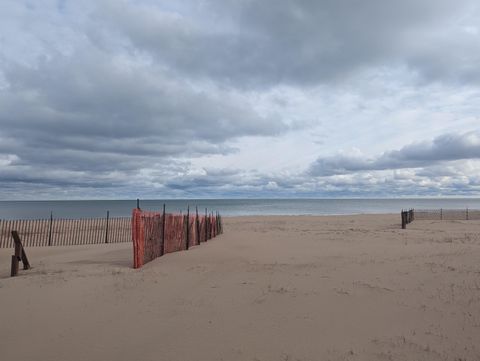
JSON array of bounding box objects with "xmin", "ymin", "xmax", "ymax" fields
[
  {"xmin": 0, "ymin": 217, "xmax": 131, "ymax": 248},
  {"xmin": 414, "ymin": 208, "xmax": 480, "ymax": 221},
  {"xmin": 401, "ymin": 209, "xmax": 414, "ymax": 229},
  {"xmin": 401, "ymin": 208, "xmax": 480, "ymax": 229}
]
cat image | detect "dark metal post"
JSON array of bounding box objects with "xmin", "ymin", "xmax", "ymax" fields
[
  {"xmin": 161, "ymin": 204, "xmax": 166, "ymax": 256},
  {"xmin": 209, "ymin": 211, "xmax": 212, "ymax": 239},
  {"xmin": 466, "ymin": 207, "xmax": 469, "ymax": 220},
  {"xmin": 218, "ymin": 212, "xmax": 222, "ymax": 234},
  {"xmin": 48, "ymin": 212, "xmax": 53, "ymax": 246},
  {"xmin": 195, "ymin": 206, "xmax": 200, "ymax": 245},
  {"xmin": 105, "ymin": 211, "xmax": 110, "ymax": 243},
  {"xmin": 186, "ymin": 206, "xmax": 190, "ymax": 250},
  {"xmin": 440, "ymin": 208, "xmax": 443, "ymax": 220},
  {"xmin": 205, "ymin": 208, "xmax": 208, "ymax": 242},
  {"xmin": 136, "ymin": 199, "xmax": 140, "ymax": 209},
  {"xmin": 0, "ymin": 219, "xmax": 4, "ymax": 248}
]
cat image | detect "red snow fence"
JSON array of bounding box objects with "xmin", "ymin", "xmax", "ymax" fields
[{"xmin": 131, "ymin": 206, "xmax": 223, "ymax": 269}]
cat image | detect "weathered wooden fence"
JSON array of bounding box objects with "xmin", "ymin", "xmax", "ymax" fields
[
  {"xmin": 414, "ymin": 208, "xmax": 480, "ymax": 221},
  {"xmin": 401, "ymin": 208, "xmax": 480, "ymax": 228},
  {"xmin": 0, "ymin": 216, "xmax": 131, "ymax": 248},
  {"xmin": 401, "ymin": 209, "xmax": 414, "ymax": 229}
]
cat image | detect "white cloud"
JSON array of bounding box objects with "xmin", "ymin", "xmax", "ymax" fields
[
  {"xmin": 0, "ymin": 0, "xmax": 480, "ymax": 199},
  {"xmin": 309, "ymin": 131, "xmax": 480, "ymax": 176}
]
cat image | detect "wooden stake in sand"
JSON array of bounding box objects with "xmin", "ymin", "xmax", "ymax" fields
[
  {"xmin": 10, "ymin": 231, "xmax": 31, "ymax": 277},
  {"xmin": 195, "ymin": 206, "xmax": 200, "ymax": 245},
  {"xmin": 186, "ymin": 206, "xmax": 190, "ymax": 250},
  {"xmin": 205, "ymin": 208, "xmax": 208, "ymax": 242},
  {"xmin": 161, "ymin": 204, "xmax": 166, "ymax": 256}
]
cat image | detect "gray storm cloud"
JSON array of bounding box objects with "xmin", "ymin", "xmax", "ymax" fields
[
  {"xmin": 0, "ymin": 0, "xmax": 479, "ymax": 198},
  {"xmin": 309, "ymin": 132, "xmax": 480, "ymax": 176},
  {"xmin": 100, "ymin": 0, "xmax": 480, "ymax": 86},
  {"xmin": 0, "ymin": 46, "xmax": 285, "ymax": 171}
]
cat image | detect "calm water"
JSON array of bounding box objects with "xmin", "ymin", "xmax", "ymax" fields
[{"xmin": 1, "ymin": 198, "xmax": 480, "ymax": 220}]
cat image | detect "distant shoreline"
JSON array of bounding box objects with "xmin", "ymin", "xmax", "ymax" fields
[{"xmin": 2, "ymin": 198, "xmax": 480, "ymax": 220}]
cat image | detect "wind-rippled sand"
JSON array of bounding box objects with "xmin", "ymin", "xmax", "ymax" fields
[{"xmin": 1, "ymin": 214, "xmax": 479, "ymax": 361}]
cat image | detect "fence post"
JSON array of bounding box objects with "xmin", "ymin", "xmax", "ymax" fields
[
  {"xmin": 401, "ymin": 210, "xmax": 406, "ymax": 229},
  {"xmin": 105, "ymin": 211, "xmax": 110, "ymax": 243},
  {"xmin": 186, "ymin": 206, "xmax": 190, "ymax": 250},
  {"xmin": 212, "ymin": 212, "xmax": 215, "ymax": 238},
  {"xmin": 48, "ymin": 212, "xmax": 53, "ymax": 246},
  {"xmin": 195, "ymin": 206, "xmax": 200, "ymax": 245},
  {"xmin": 0, "ymin": 219, "xmax": 3, "ymax": 248},
  {"xmin": 440, "ymin": 208, "xmax": 443, "ymax": 220},
  {"xmin": 161, "ymin": 204, "xmax": 166, "ymax": 256},
  {"xmin": 137, "ymin": 199, "xmax": 140, "ymax": 209},
  {"xmin": 205, "ymin": 208, "xmax": 208, "ymax": 242},
  {"xmin": 209, "ymin": 212, "xmax": 212, "ymax": 239},
  {"xmin": 11, "ymin": 231, "xmax": 30, "ymax": 276},
  {"xmin": 466, "ymin": 207, "xmax": 469, "ymax": 220},
  {"xmin": 219, "ymin": 213, "xmax": 222, "ymax": 234}
]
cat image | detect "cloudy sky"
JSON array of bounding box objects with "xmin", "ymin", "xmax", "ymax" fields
[{"xmin": 1, "ymin": 0, "xmax": 480, "ymax": 199}]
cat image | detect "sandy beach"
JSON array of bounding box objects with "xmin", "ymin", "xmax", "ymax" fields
[{"xmin": 1, "ymin": 214, "xmax": 479, "ymax": 361}]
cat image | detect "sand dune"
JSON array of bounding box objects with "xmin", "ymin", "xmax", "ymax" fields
[{"xmin": 1, "ymin": 214, "xmax": 479, "ymax": 361}]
